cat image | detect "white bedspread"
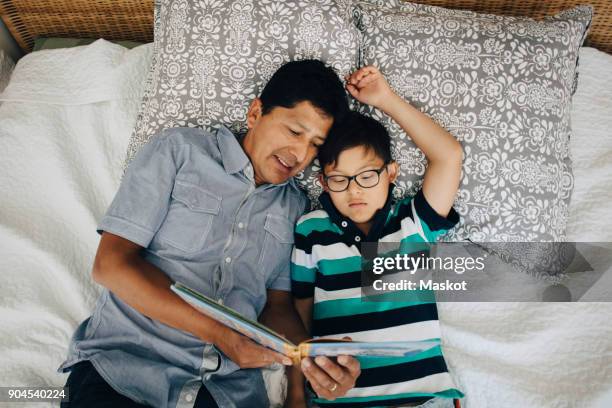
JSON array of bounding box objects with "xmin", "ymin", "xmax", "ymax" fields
[{"xmin": 0, "ymin": 41, "xmax": 611, "ymax": 408}]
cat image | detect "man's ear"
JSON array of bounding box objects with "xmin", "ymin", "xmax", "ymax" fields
[
  {"xmin": 318, "ymin": 173, "xmax": 329, "ymax": 192},
  {"xmin": 246, "ymin": 98, "xmax": 263, "ymax": 129},
  {"xmin": 388, "ymin": 161, "xmax": 399, "ymax": 184}
]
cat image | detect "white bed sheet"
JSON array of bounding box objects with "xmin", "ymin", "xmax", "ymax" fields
[{"xmin": 0, "ymin": 41, "xmax": 610, "ymax": 408}]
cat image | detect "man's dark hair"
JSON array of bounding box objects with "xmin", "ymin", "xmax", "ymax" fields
[
  {"xmin": 318, "ymin": 111, "xmax": 392, "ymax": 170},
  {"xmin": 259, "ymin": 60, "xmax": 349, "ymax": 121}
]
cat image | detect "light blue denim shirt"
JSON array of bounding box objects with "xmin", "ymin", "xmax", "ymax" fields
[{"xmin": 58, "ymin": 126, "xmax": 308, "ymax": 408}]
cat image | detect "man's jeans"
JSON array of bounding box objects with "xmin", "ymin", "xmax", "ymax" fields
[{"xmin": 61, "ymin": 361, "xmax": 219, "ymax": 408}]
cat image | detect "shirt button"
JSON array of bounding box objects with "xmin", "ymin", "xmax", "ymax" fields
[
  {"xmin": 355, "ymin": 236, "xmax": 361, "ymax": 242},
  {"xmin": 225, "ymin": 257, "xmax": 232, "ymax": 263},
  {"xmin": 185, "ymin": 393, "xmax": 193, "ymax": 402},
  {"xmin": 218, "ymin": 298, "xmax": 223, "ymax": 305},
  {"xmin": 205, "ymin": 374, "xmax": 212, "ymax": 381},
  {"xmin": 341, "ymin": 221, "xmax": 348, "ymax": 228},
  {"xmin": 238, "ymin": 222, "xmax": 244, "ymax": 229}
]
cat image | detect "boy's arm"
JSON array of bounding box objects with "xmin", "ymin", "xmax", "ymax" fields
[{"xmin": 346, "ymin": 66, "xmax": 462, "ymax": 217}]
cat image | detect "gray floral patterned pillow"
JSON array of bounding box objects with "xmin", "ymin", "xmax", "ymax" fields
[
  {"xmin": 347, "ymin": 1, "xmax": 592, "ymax": 243},
  {"xmin": 125, "ymin": 0, "xmax": 359, "ymax": 165}
]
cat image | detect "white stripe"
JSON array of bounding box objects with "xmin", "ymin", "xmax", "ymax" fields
[
  {"xmin": 333, "ymin": 319, "xmax": 442, "ymax": 342},
  {"xmin": 292, "ymin": 242, "xmax": 359, "ymax": 269},
  {"xmin": 298, "ymin": 210, "xmax": 329, "ymax": 223},
  {"xmin": 313, "ymin": 241, "xmax": 360, "ymax": 260},
  {"xmin": 379, "ymin": 216, "xmax": 423, "ymax": 242},
  {"xmin": 292, "ymin": 247, "xmax": 317, "ymax": 269},
  {"xmin": 314, "ymin": 286, "xmax": 363, "ymax": 303},
  {"xmin": 344, "ymin": 372, "xmax": 457, "ymax": 398}
]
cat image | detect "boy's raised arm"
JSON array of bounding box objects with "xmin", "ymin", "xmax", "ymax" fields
[{"xmin": 345, "ymin": 66, "xmax": 462, "ymax": 218}]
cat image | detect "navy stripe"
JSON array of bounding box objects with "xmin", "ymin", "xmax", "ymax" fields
[
  {"xmin": 413, "ymin": 189, "xmax": 460, "ymax": 232},
  {"xmin": 314, "ymin": 270, "xmax": 362, "ymax": 292},
  {"xmin": 295, "ymin": 230, "xmax": 353, "ymax": 254},
  {"xmin": 356, "ymin": 356, "xmax": 449, "ymax": 388},
  {"xmin": 291, "ymin": 281, "xmax": 314, "ymax": 298},
  {"xmin": 312, "ymin": 303, "xmax": 438, "ymax": 336}
]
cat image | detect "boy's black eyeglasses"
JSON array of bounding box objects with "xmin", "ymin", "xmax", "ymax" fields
[{"xmin": 323, "ymin": 163, "xmax": 389, "ymax": 192}]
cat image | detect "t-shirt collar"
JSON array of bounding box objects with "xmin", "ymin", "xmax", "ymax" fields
[{"xmin": 318, "ymin": 184, "xmax": 395, "ymax": 243}]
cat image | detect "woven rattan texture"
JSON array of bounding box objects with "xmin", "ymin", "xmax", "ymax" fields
[{"xmin": 0, "ymin": 0, "xmax": 610, "ymax": 53}]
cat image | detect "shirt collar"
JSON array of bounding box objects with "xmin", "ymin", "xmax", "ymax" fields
[
  {"xmin": 217, "ymin": 125, "xmax": 251, "ymax": 175},
  {"xmin": 318, "ymin": 184, "xmax": 395, "ymax": 243}
]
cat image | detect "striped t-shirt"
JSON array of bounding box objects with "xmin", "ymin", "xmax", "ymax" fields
[{"xmin": 291, "ymin": 187, "xmax": 464, "ymax": 407}]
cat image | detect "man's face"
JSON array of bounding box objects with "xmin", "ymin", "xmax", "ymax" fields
[{"xmin": 242, "ymin": 99, "xmax": 334, "ymax": 185}]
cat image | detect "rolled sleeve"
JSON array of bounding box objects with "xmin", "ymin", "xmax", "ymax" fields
[
  {"xmin": 97, "ymin": 135, "xmax": 180, "ymax": 248},
  {"xmin": 267, "ymin": 270, "xmax": 291, "ymax": 292}
]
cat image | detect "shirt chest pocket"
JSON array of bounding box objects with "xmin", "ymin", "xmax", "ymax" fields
[
  {"xmin": 157, "ymin": 181, "xmax": 221, "ymax": 253},
  {"xmin": 257, "ymin": 214, "xmax": 295, "ymax": 279}
]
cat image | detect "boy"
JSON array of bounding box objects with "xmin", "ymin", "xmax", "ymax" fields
[{"xmin": 289, "ymin": 66, "xmax": 464, "ymax": 407}]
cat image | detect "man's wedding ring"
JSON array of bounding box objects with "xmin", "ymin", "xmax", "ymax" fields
[{"xmin": 330, "ymin": 383, "xmax": 338, "ymax": 392}]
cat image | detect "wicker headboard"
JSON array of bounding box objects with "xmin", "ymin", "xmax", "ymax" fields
[{"xmin": 1, "ymin": 0, "xmax": 611, "ymax": 54}]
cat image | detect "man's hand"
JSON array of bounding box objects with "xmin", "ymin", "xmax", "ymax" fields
[
  {"xmin": 213, "ymin": 326, "xmax": 293, "ymax": 369},
  {"xmin": 345, "ymin": 65, "xmax": 396, "ymax": 111},
  {"xmin": 301, "ymin": 355, "xmax": 361, "ymax": 401}
]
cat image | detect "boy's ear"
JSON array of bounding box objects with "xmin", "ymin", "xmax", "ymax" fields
[
  {"xmin": 318, "ymin": 173, "xmax": 329, "ymax": 192},
  {"xmin": 388, "ymin": 161, "xmax": 399, "ymax": 183},
  {"xmin": 246, "ymin": 98, "xmax": 263, "ymax": 129}
]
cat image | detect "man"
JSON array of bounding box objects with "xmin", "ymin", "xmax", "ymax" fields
[{"xmin": 58, "ymin": 60, "xmax": 360, "ymax": 408}]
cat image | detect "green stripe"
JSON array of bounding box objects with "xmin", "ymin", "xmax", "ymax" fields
[
  {"xmin": 290, "ymin": 263, "xmax": 316, "ymax": 283},
  {"xmin": 314, "ymin": 388, "xmax": 464, "ymax": 405},
  {"xmin": 313, "ymin": 295, "xmax": 434, "ymax": 320},
  {"xmin": 296, "ymin": 216, "xmax": 342, "ymax": 236},
  {"xmin": 318, "ymin": 256, "xmax": 362, "ymax": 275},
  {"xmin": 356, "ymin": 344, "xmax": 443, "ymax": 369}
]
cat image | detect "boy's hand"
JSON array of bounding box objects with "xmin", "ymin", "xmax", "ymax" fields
[
  {"xmin": 213, "ymin": 326, "xmax": 293, "ymax": 369},
  {"xmin": 345, "ymin": 65, "xmax": 396, "ymax": 110},
  {"xmin": 301, "ymin": 355, "xmax": 361, "ymax": 401}
]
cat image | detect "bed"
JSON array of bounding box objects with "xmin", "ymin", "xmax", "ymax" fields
[{"xmin": 0, "ymin": 1, "xmax": 611, "ymax": 407}]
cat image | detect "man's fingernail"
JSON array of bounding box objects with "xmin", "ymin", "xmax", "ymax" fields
[
  {"xmin": 338, "ymin": 356, "xmax": 348, "ymax": 364},
  {"xmin": 315, "ymin": 356, "xmax": 327, "ymax": 366},
  {"xmin": 302, "ymin": 359, "xmax": 311, "ymax": 369}
]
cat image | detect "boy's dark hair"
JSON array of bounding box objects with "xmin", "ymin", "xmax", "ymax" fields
[
  {"xmin": 259, "ymin": 60, "xmax": 349, "ymax": 121},
  {"xmin": 318, "ymin": 111, "xmax": 392, "ymax": 169}
]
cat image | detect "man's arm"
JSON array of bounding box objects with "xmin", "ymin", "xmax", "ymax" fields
[
  {"xmin": 260, "ymin": 290, "xmax": 360, "ymax": 402},
  {"xmin": 93, "ymin": 232, "xmax": 292, "ymax": 368},
  {"xmin": 346, "ymin": 66, "xmax": 462, "ymax": 217}
]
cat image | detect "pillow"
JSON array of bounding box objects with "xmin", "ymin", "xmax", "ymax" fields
[
  {"xmin": 0, "ymin": 49, "xmax": 15, "ymax": 94},
  {"xmin": 125, "ymin": 0, "xmax": 359, "ymax": 165},
  {"xmin": 349, "ymin": 1, "xmax": 592, "ymax": 243}
]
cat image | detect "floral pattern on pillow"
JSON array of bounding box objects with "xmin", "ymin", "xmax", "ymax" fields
[
  {"xmin": 345, "ymin": 2, "xmax": 592, "ymax": 243},
  {"xmin": 125, "ymin": 0, "xmax": 359, "ymax": 166}
]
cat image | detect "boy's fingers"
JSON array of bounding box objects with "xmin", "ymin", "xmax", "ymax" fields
[
  {"xmin": 337, "ymin": 355, "xmax": 361, "ymax": 378},
  {"xmin": 301, "ymin": 357, "xmax": 336, "ymax": 390},
  {"xmin": 314, "ymin": 356, "xmax": 346, "ymax": 384}
]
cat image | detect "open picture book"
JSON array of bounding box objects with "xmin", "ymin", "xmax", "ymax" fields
[{"xmin": 171, "ymin": 282, "xmax": 440, "ymax": 364}]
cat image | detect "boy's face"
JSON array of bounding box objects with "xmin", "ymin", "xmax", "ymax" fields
[
  {"xmin": 321, "ymin": 146, "xmax": 398, "ymax": 232},
  {"xmin": 243, "ymin": 98, "xmax": 333, "ymax": 186}
]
